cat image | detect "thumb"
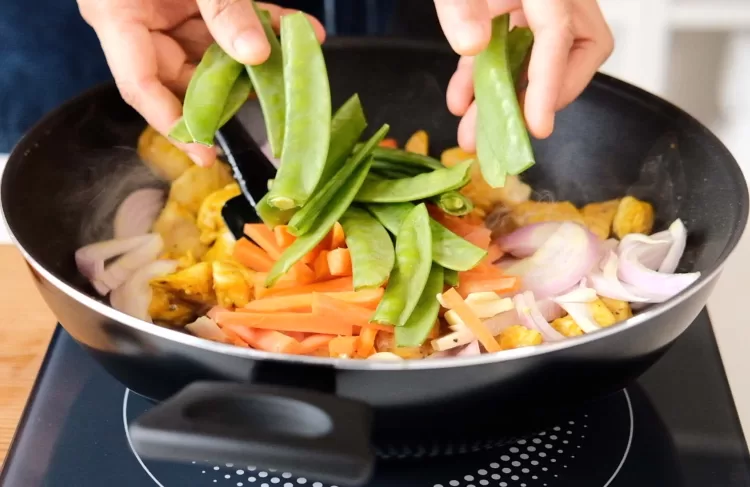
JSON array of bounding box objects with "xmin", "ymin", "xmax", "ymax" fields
[{"xmin": 197, "ymin": 0, "xmax": 271, "ymax": 65}]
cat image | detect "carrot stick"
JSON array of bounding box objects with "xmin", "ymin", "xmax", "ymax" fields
[
  {"xmin": 242, "ymin": 288, "xmax": 384, "ymax": 313},
  {"xmin": 244, "ymin": 223, "xmax": 283, "ymax": 259},
  {"xmin": 261, "ymin": 277, "xmax": 354, "ymax": 298},
  {"xmin": 378, "ymin": 138, "xmax": 398, "ymax": 149},
  {"xmin": 311, "ymin": 293, "xmax": 374, "ymax": 329},
  {"xmin": 274, "ymin": 225, "xmax": 296, "ymax": 250},
  {"xmin": 456, "ymin": 276, "xmax": 520, "ymax": 297},
  {"xmin": 233, "ymin": 238, "xmax": 274, "ymax": 272},
  {"xmin": 314, "ymin": 250, "xmax": 332, "ymax": 281},
  {"xmin": 463, "ymin": 227, "xmax": 492, "ymax": 250},
  {"xmin": 298, "ymin": 334, "xmax": 335, "ymax": 354},
  {"xmin": 327, "ymin": 248, "xmax": 352, "ymax": 277},
  {"xmin": 440, "ymin": 288, "xmax": 501, "ymax": 352},
  {"xmin": 329, "ymin": 336, "xmax": 359, "ymax": 358},
  {"xmin": 287, "ymin": 262, "xmax": 316, "ymax": 285},
  {"xmin": 357, "ymin": 326, "xmax": 379, "ymax": 358},
  {"xmin": 301, "ymin": 232, "xmax": 332, "ymax": 265},
  {"xmin": 360, "ymin": 321, "xmax": 394, "ymax": 334},
  {"xmin": 330, "ymin": 222, "xmax": 346, "ymax": 249},
  {"xmin": 427, "ymin": 204, "xmax": 479, "ymax": 237},
  {"xmin": 224, "ymin": 326, "xmax": 304, "ymax": 354},
  {"xmin": 284, "ymin": 331, "xmax": 306, "ymax": 342},
  {"xmin": 207, "ymin": 305, "xmax": 232, "ymax": 321},
  {"xmin": 487, "ymin": 243, "xmax": 504, "ymax": 263},
  {"xmin": 216, "ymin": 311, "xmax": 354, "ymax": 336}
]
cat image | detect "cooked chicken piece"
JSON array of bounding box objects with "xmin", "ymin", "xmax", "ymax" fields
[
  {"xmin": 582, "ymin": 199, "xmax": 620, "ymax": 239},
  {"xmin": 202, "ymin": 231, "xmax": 237, "ymax": 263},
  {"xmin": 612, "ymin": 196, "xmax": 654, "ymax": 239},
  {"xmin": 152, "ymin": 200, "xmax": 208, "ymax": 260},
  {"xmin": 589, "ymin": 298, "xmax": 617, "ymax": 327},
  {"xmin": 196, "ymin": 182, "xmax": 241, "ymax": 244},
  {"xmin": 497, "ymin": 324, "xmax": 543, "ymax": 350},
  {"xmin": 511, "ymin": 201, "xmax": 585, "ymax": 227},
  {"xmin": 168, "ymin": 162, "xmax": 234, "ymax": 215},
  {"xmin": 148, "ymin": 287, "xmax": 198, "ymax": 327},
  {"xmin": 212, "ymin": 260, "xmax": 254, "ymax": 308},
  {"xmin": 441, "ymin": 146, "xmax": 532, "ymax": 212},
  {"xmin": 551, "ymin": 315, "xmax": 584, "ymax": 337},
  {"xmin": 599, "ymin": 297, "xmax": 633, "ymax": 321},
  {"xmin": 137, "ymin": 126, "xmax": 193, "ymax": 181},
  {"xmin": 150, "ymin": 261, "xmax": 216, "ymax": 306},
  {"xmin": 405, "ymin": 130, "xmax": 429, "ymax": 155}
]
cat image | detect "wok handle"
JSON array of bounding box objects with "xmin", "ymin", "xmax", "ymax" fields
[{"xmin": 129, "ymin": 381, "xmax": 375, "ymax": 486}]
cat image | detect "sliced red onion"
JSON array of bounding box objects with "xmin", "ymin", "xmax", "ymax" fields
[
  {"xmin": 536, "ymin": 298, "xmax": 565, "ymax": 321},
  {"xmin": 93, "ymin": 234, "xmax": 164, "ymax": 295},
  {"xmin": 113, "ymin": 188, "xmax": 165, "ymax": 239},
  {"xmin": 185, "ymin": 316, "xmax": 232, "ymax": 344},
  {"xmin": 75, "ymin": 234, "xmax": 156, "ymax": 282},
  {"xmin": 552, "ymin": 287, "xmax": 600, "ymax": 333},
  {"xmin": 658, "ymin": 219, "xmax": 687, "ymax": 273},
  {"xmin": 505, "ymin": 222, "xmax": 601, "ymax": 298},
  {"xmin": 617, "ymin": 232, "xmax": 672, "ymax": 270},
  {"xmin": 456, "ymin": 340, "xmax": 481, "ymax": 356},
  {"xmin": 589, "ymin": 251, "xmax": 652, "ymax": 302},
  {"xmin": 207, "ymin": 305, "xmax": 232, "ymax": 321},
  {"xmin": 109, "ymin": 260, "xmax": 178, "ymax": 322},
  {"xmin": 481, "ymin": 309, "xmax": 521, "ymax": 336},
  {"xmin": 618, "ymin": 243, "xmax": 700, "ymax": 302},
  {"xmin": 496, "ymin": 222, "xmax": 562, "ymax": 257},
  {"xmin": 513, "ymin": 293, "xmax": 565, "ymax": 342}
]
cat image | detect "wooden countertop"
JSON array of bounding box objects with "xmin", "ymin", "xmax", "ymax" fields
[{"xmin": 0, "ymin": 246, "xmax": 56, "ymax": 468}]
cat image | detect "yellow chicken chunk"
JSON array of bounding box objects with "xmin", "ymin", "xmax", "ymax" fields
[
  {"xmin": 582, "ymin": 199, "xmax": 620, "ymax": 240},
  {"xmin": 551, "ymin": 315, "xmax": 584, "ymax": 337},
  {"xmin": 196, "ymin": 183, "xmax": 241, "ymax": 244},
  {"xmin": 203, "ymin": 231, "xmax": 237, "ymax": 263},
  {"xmin": 600, "ymin": 297, "xmax": 633, "ymax": 322},
  {"xmin": 151, "ymin": 261, "xmax": 215, "ymax": 306},
  {"xmin": 511, "ymin": 201, "xmax": 585, "ymax": 227},
  {"xmin": 498, "ymin": 325, "xmax": 543, "ymax": 350},
  {"xmin": 148, "ymin": 287, "xmax": 198, "ymax": 327},
  {"xmin": 589, "ymin": 298, "xmax": 617, "ymax": 327},
  {"xmin": 152, "ymin": 200, "xmax": 208, "ymax": 260},
  {"xmin": 137, "ymin": 126, "xmax": 193, "ymax": 181},
  {"xmin": 169, "ymin": 162, "xmax": 234, "ymax": 215},
  {"xmin": 612, "ymin": 196, "xmax": 654, "ymax": 239},
  {"xmin": 212, "ymin": 260, "xmax": 254, "ymax": 308},
  {"xmin": 405, "ymin": 130, "xmax": 429, "ymax": 155}
]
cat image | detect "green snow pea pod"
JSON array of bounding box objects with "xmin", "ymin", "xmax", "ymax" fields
[
  {"xmin": 355, "ymin": 159, "xmax": 473, "ymax": 203},
  {"xmin": 507, "ymin": 27, "xmax": 534, "ymax": 83},
  {"xmin": 244, "ymin": 6, "xmax": 285, "ymax": 158},
  {"xmin": 267, "ymin": 12, "xmax": 331, "ymax": 210},
  {"xmin": 317, "ymin": 94, "xmax": 368, "ymax": 185},
  {"xmin": 256, "ymin": 194, "xmax": 296, "ymax": 229},
  {"xmin": 169, "ymin": 74, "xmax": 253, "ymax": 144},
  {"xmin": 265, "ymin": 158, "xmax": 373, "ymax": 287},
  {"xmin": 339, "ymin": 206, "xmax": 394, "ymax": 289},
  {"xmin": 366, "ymin": 202, "xmax": 486, "ymax": 271},
  {"xmin": 370, "ymin": 147, "xmax": 444, "ymax": 171},
  {"xmin": 372, "ymin": 203, "xmax": 433, "ymax": 327},
  {"xmin": 474, "ymin": 14, "xmax": 535, "ymax": 185},
  {"xmin": 288, "ymin": 124, "xmax": 389, "ymax": 236},
  {"xmin": 444, "ymin": 268, "xmax": 459, "ymax": 287},
  {"xmin": 371, "ymin": 160, "xmax": 427, "ymax": 179},
  {"xmin": 395, "ymin": 263, "xmax": 444, "ymax": 347},
  {"xmin": 180, "ymin": 43, "xmax": 244, "ymax": 146},
  {"xmin": 431, "ymin": 191, "xmax": 474, "ymax": 216}
]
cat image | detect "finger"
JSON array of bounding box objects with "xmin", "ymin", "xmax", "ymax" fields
[
  {"xmin": 256, "ymin": 2, "xmax": 327, "ymax": 43},
  {"xmin": 197, "ymin": 0, "xmax": 270, "ymax": 65},
  {"xmin": 95, "ymin": 20, "xmax": 215, "ymax": 166},
  {"xmin": 169, "ymin": 17, "xmax": 214, "ymax": 62},
  {"xmin": 556, "ymin": 37, "xmax": 612, "ymax": 110},
  {"xmin": 458, "ymin": 101, "xmax": 478, "ymax": 152},
  {"xmin": 434, "ymin": 0, "xmax": 491, "ymax": 55},
  {"xmin": 520, "ymin": 0, "xmax": 574, "ymax": 139},
  {"xmin": 447, "ymin": 56, "xmax": 475, "ymax": 116}
]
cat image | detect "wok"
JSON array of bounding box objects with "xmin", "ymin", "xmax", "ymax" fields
[{"xmin": 2, "ymin": 38, "xmax": 747, "ymax": 486}]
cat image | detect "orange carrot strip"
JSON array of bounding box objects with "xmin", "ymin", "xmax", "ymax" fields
[
  {"xmin": 216, "ymin": 311, "xmax": 353, "ymax": 336},
  {"xmin": 427, "ymin": 320, "xmax": 440, "ymax": 339},
  {"xmin": 463, "ymin": 227, "xmax": 492, "ymax": 250},
  {"xmin": 274, "ymin": 225, "xmax": 296, "ymax": 250},
  {"xmin": 463, "ymin": 212, "xmax": 485, "ymax": 226},
  {"xmin": 460, "ymin": 261, "xmax": 506, "ymax": 278},
  {"xmin": 314, "ymin": 250, "xmax": 332, "ymax": 281},
  {"xmin": 426, "ymin": 204, "xmax": 479, "ymax": 237},
  {"xmin": 288, "ymin": 262, "xmax": 316, "ymax": 285},
  {"xmin": 441, "ymin": 288, "xmax": 501, "ymax": 352},
  {"xmin": 263, "ymin": 277, "xmax": 354, "ymax": 297},
  {"xmin": 233, "ymin": 238, "xmax": 274, "ymax": 272},
  {"xmin": 330, "ymin": 222, "xmax": 346, "ymax": 249},
  {"xmin": 456, "ymin": 276, "xmax": 520, "ymax": 298},
  {"xmin": 242, "ymin": 288, "xmax": 384, "ymax": 313},
  {"xmin": 357, "ymin": 326, "xmax": 379, "ymax": 358},
  {"xmin": 311, "ymin": 293, "xmax": 374, "ymax": 329},
  {"xmin": 329, "ymin": 336, "xmax": 359, "ymax": 358},
  {"xmin": 244, "ymin": 223, "xmax": 283, "ymax": 260},
  {"xmin": 487, "ymin": 243, "xmax": 504, "ymax": 263},
  {"xmin": 327, "ymin": 248, "xmax": 352, "ymax": 277},
  {"xmin": 298, "ymin": 334, "xmax": 335, "ymax": 354},
  {"xmin": 378, "ymin": 138, "xmax": 398, "ymax": 149},
  {"xmin": 361, "ymin": 321, "xmax": 394, "ymax": 334},
  {"xmin": 284, "ymin": 331, "xmax": 306, "ymax": 342},
  {"xmin": 224, "ymin": 326, "xmax": 304, "ymax": 354},
  {"xmin": 301, "ymin": 232, "xmax": 332, "ymax": 265}
]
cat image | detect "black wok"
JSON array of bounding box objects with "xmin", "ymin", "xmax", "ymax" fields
[{"xmin": 2, "ymin": 38, "xmax": 747, "ymax": 486}]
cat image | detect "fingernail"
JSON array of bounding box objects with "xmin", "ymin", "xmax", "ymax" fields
[{"xmin": 234, "ymin": 31, "xmax": 269, "ymax": 65}]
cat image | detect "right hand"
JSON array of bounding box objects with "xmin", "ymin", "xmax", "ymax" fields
[{"xmin": 78, "ymin": 0, "xmax": 325, "ymax": 166}]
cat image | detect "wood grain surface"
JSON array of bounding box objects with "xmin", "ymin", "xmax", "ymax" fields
[{"xmin": 0, "ymin": 246, "xmax": 56, "ymax": 468}]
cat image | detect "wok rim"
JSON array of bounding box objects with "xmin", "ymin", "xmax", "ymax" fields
[{"xmin": 3, "ymin": 38, "xmax": 748, "ymax": 371}]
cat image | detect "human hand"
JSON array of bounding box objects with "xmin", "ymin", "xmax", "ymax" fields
[
  {"xmin": 77, "ymin": 0, "xmax": 325, "ymax": 166},
  {"xmin": 434, "ymin": 0, "xmax": 614, "ymax": 150}
]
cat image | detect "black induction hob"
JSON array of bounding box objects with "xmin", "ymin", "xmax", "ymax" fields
[{"xmin": 1, "ymin": 309, "xmax": 749, "ymax": 487}]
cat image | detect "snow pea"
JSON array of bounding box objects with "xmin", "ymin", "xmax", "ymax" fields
[
  {"xmin": 288, "ymin": 124, "xmax": 389, "ymax": 236},
  {"xmin": 431, "ymin": 191, "xmax": 474, "ymax": 216},
  {"xmin": 355, "ymin": 160, "xmax": 472, "ymax": 203},
  {"xmin": 265, "ymin": 158, "xmax": 373, "ymax": 287},
  {"xmin": 317, "ymin": 94, "xmax": 368, "ymax": 185},
  {"xmin": 444, "ymin": 268, "xmax": 459, "ymax": 287},
  {"xmin": 395, "ymin": 263, "xmax": 444, "ymax": 347},
  {"xmin": 507, "ymin": 27, "xmax": 534, "ymax": 83},
  {"xmin": 181, "ymin": 43, "xmax": 244, "ymax": 146},
  {"xmin": 372, "ymin": 203, "xmax": 433, "ymax": 326},
  {"xmin": 245, "ymin": 6, "xmax": 285, "ymax": 158},
  {"xmin": 256, "ymin": 194, "xmax": 296, "ymax": 228},
  {"xmin": 267, "ymin": 12, "xmax": 331, "ymax": 210},
  {"xmin": 474, "ymin": 14, "xmax": 535, "ymax": 186},
  {"xmin": 339, "ymin": 206, "xmax": 394, "ymax": 289},
  {"xmin": 371, "ymin": 160, "xmax": 427, "ymax": 179},
  {"xmin": 369, "ymin": 147, "xmax": 444, "ymax": 171},
  {"xmin": 169, "ymin": 74, "xmax": 253, "ymax": 144},
  {"xmin": 366, "ymin": 202, "xmax": 486, "ymax": 271}
]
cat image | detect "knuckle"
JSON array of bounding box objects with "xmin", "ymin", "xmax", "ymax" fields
[
  {"xmin": 202, "ymin": 0, "xmax": 240, "ymax": 23},
  {"xmin": 116, "ymin": 77, "xmax": 153, "ymax": 110}
]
